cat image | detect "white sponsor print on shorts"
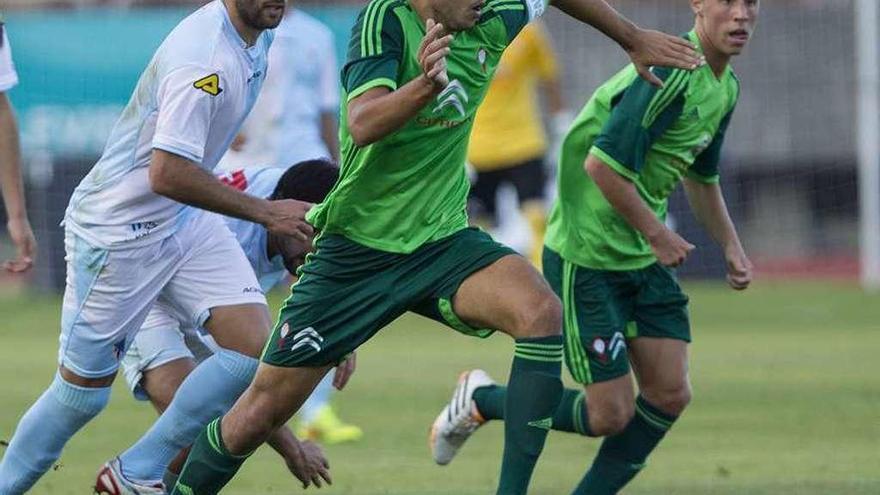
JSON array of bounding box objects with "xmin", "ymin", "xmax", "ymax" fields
[{"xmin": 291, "ymin": 326, "xmax": 323, "ymax": 353}]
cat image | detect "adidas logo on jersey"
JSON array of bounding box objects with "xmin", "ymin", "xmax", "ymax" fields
[{"xmin": 433, "ymin": 80, "xmax": 469, "ymax": 118}]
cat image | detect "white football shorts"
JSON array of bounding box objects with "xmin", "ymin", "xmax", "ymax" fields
[{"xmin": 58, "ymin": 210, "xmax": 266, "ymax": 378}]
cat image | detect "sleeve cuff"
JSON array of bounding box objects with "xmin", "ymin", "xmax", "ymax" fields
[
  {"xmin": 686, "ymin": 169, "xmax": 720, "ymax": 184},
  {"xmin": 347, "ymin": 78, "xmax": 398, "ymax": 101},
  {"xmin": 0, "ymin": 73, "xmax": 18, "ymax": 92},
  {"xmin": 153, "ymin": 136, "xmax": 203, "ymax": 164},
  {"xmin": 590, "ymin": 146, "xmax": 639, "ymax": 182}
]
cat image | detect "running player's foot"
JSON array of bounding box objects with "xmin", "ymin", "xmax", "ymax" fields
[
  {"xmin": 296, "ymin": 405, "xmax": 364, "ymax": 445},
  {"xmin": 430, "ymin": 369, "xmax": 495, "ymax": 466},
  {"xmin": 94, "ymin": 458, "xmax": 165, "ymax": 495}
]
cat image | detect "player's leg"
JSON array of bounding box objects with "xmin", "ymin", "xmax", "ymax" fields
[
  {"xmin": 457, "ymin": 373, "xmax": 592, "ymax": 435},
  {"xmin": 573, "ymin": 263, "xmax": 691, "ymax": 495},
  {"xmin": 172, "ymin": 363, "xmax": 329, "ymax": 493},
  {"xmin": 119, "ymin": 308, "xmax": 199, "ymax": 413},
  {"xmin": 117, "ymin": 215, "xmax": 271, "ymax": 484},
  {"xmin": 138, "ymin": 357, "xmax": 199, "ymax": 490},
  {"xmin": 0, "ymin": 231, "xmax": 172, "ymax": 493},
  {"xmin": 509, "ymin": 157, "xmax": 548, "ymax": 267},
  {"xmin": 429, "ymin": 231, "xmax": 563, "ymax": 495},
  {"xmin": 96, "ymin": 317, "xmax": 197, "ymax": 493},
  {"xmin": 140, "ymin": 358, "xmax": 198, "ymax": 413},
  {"xmin": 173, "ymin": 233, "xmax": 409, "ymax": 493}
]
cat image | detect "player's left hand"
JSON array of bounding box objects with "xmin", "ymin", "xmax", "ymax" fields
[
  {"xmin": 627, "ymin": 28, "xmax": 703, "ymax": 87},
  {"xmin": 724, "ymin": 245, "xmax": 753, "ymax": 291},
  {"xmin": 4, "ymin": 216, "xmax": 36, "ymax": 273},
  {"xmin": 285, "ymin": 439, "xmax": 332, "ymax": 489},
  {"xmin": 333, "ymin": 352, "xmax": 357, "ymax": 390}
]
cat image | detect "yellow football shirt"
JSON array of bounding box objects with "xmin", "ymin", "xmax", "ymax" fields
[{"xmin": 468, "ymin": 21, "xmax": 559, "ymax": 171}]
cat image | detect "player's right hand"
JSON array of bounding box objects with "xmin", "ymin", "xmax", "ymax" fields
[
  {"xmin": 285, "ymin": 439, "xmax": 332, "ymax": 489},
  {"xmin": 264, "ymin": 199, "xmax": 314, "ymax": 242},
  {"xmin": 649, "ymin": 228, "xmax": 695, "ymax": 267},
  {"xmin": 627, "ymin": 28, "xmax": 703, "ymax": 87},
  {"xmin": 3, "ymin": 216, "xmax": 36, "ymax": 273},
  {"xmin": 418, "ymin": 18, "xmax": 453, "ymax": 89},
  {"xmin": 724, "ymin": 246, "xmax": 753, "ymax": 291}
]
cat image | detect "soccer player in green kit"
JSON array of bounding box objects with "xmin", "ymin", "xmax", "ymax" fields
[
  {"xmin": 171, "ymin": 0, "xmax": 703, "ymax": 493},
  {"xmin": 431, "ymin": 0, "xmax": 759, "ymax": 494}
]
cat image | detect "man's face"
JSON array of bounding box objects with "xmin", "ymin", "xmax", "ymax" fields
[
  {"xmin": 277, "ymin": 233, "xmax": 313, "ymax": 276},
  {"xmin": 434, "ymin": 0, "xmax": 485, "ymax": 32},
  {"xmin": 694, "ymin": 0, "xmax": 760, "ymax": 56},
  {"xmin": 235, "ymin": 0, "xmax": 287, "ymax": 30}
]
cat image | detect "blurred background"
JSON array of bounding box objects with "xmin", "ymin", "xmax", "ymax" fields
[
  {"xmin": 2, "ymin": 0, "xmax": 876, "ymax": 292},
  {"xmin": 1, "ymin": 1, "xmax": 878, "ymax": 494}
]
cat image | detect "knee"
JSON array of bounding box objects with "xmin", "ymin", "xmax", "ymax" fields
[
  {"xmin": 588, "ymin": 400, "xmax": 634, "ymax": 437},
  {"xmin": 510, "ymin": 292, "xmax": 562, "ymax": 338},
  {"xmin": 205, "ymin": 305, "xmax": 272, "ymax": 358},
  {"xmin": 643, "ymin": 385, "xmax": 692, "ymax": 416}
]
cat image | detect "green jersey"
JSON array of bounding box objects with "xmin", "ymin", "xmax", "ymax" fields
[
  {"xmin": 545, "ymin": 30, "xmax": 739, "ymax": 271},
  {"xmin": 307, "ymin": 0, "xmax": 547, "ymax": 253}
]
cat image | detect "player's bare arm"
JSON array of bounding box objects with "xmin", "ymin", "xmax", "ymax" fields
[
  {"xmin": 585, "ymin": 155, "xmax": 694, "ymax": 266},
  {"xmin": 0, "ymin": 92, "xmax": 35, "ymax": 273},
  {"xmin": 347, "ymin": 19, "xmax": 452, "ymax": 146},
  {"xmin": 149, "ymin": 149, "xmax": 314, "ymax": 241},
  {"xmin": 683, "ymin": 178, "xmax": 752, "ymax": 289},
  {"xmin": 550, "ymin": 0, "xmax": 702, "ymax": 86}
]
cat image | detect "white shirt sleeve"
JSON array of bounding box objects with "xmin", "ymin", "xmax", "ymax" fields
[
  {"xmin": 525, "ymin": 0, "xmax": 548, "ymax": 20},
  {"xmin": 0, "ymin": 28, "xmax": 20, "ymax": 92},
  {"xmin": 317, "ymin": 29, "xmax": 340, "ymax": 113},
  {"xmin": 153, "ymin": 65, "xmax": 226, "ymax": 164}
]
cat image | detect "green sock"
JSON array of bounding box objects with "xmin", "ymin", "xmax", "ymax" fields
[
  {"xmin": 163, "ymin": 470, "xmax": 179, "ymax": 492},
  {"xmin": 172, "ymin": 418, "xmax": 251, "ymax": 495},
  {"xmin": 572, "ymin": 395, "xmax": 678, "ymax": 495},
  {"xmin": 496, "ymin": 336, "xmax": 564, "ymax": 495},
  {"xmin": 475, "ymin": 386, "xmax": 592, "ymax": 436}
]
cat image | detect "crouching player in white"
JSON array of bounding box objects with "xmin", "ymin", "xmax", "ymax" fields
[
  {"xmin": 95, "ymin": 160, "xmax": 346, "ymax": 491},
  {"xmin": 0, "ymin": 0, "xmax": 316, "ymax": 492}
]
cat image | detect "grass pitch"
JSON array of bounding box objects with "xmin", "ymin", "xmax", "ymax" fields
[{"xmin": 1, "ymin": 281, "xmax": 878, "ymax": 494}]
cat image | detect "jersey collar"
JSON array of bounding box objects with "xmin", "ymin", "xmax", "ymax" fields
[
  {"xmin": 687, "ymin": 29, "xmax": 730, "ymax": 83},
  {"xmin": 218, "ymin": 0, "xmax": 266, "ymax": 56}
]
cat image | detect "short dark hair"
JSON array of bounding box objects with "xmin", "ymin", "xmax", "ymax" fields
[{"xmin": 270, "ymin": 158, "xmax": 339, "ymax": 203}]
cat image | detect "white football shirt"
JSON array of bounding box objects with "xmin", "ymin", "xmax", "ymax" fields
[
  {"xmin": 65, "ymin": 0, "xmax": 273, "ymax": 248},
  {"xmin": 216, "ymin": 166, "xmax": 287, "ymax": 291},
  {"xmin": 0, "ymin": 26, "xmax": 19, "ymax": 92}
]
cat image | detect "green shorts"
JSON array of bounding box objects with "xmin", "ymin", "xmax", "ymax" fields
[
  {"xmin": 543, "ymin": 247, "xmax": 690, "ymax": 385},
  {"xmin": 262, "ymin": 228, "xmax": 516, "ymax": 367}
]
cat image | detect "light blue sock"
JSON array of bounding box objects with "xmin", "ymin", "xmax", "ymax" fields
[
  {"xmin": 0, "ymin": 373, "xmax": 110, "ymax": 494},
  {"xmin": 300, "ymin": 373, "xmax": 334, "ymax": 423},
  {"xmin": 119, "ymin": 349, "xmax": 258, "ymax": 483}
]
